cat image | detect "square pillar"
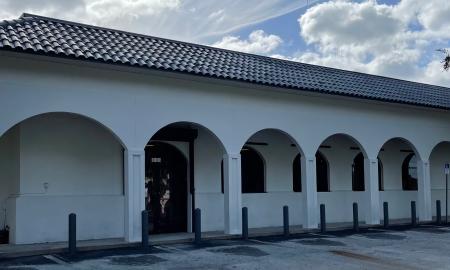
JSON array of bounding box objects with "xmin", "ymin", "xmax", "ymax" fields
[
  {"xmin": 364, "ymin": 158, "xmax": 380, "ymax": 225},
  {"xmin": 417, "ymin": 160, "xmax": 432, "ymax": 221},
  {"xmin": 124, "ymin": 149, "xmax": 145, "ymax": 242},
  {"xmin": 302, "ymin": 155, "xmax": 318, "ymax": 229},
  {"xmin": 223, "ymin": 153, "xmax": 242, "ymax": 234}
]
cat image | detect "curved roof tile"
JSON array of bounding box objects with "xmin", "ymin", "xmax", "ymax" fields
[{"xmin": 1, "ymin": 13, "xmax": 450, "ymax": 110}]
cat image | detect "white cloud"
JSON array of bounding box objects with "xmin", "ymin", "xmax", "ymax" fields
[
  {"xmin": 300, "ymin": 0, "xmax": 404, "ymax": 50},
  {"xmin": 212, "ymin": 30, "xmax": 283, "ymax": 54},
  {"xmin": 0, "ymin": 0, "xmax": 312, "ymax": 43},
  {"xmin": 293, "ymin": 0, "xmax": 450, "ymax": 87},
  {"xmin": 422, "ymin": 60, "xmax": 450, "ymax": 86},
  {"xmin": 85, "ymin": 0, "xmax": 181, "ymax": 24}
]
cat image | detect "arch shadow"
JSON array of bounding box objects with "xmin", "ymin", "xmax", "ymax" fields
[
  {"xmin": 144, "ymin": 121, "xmax": 228, "ymax": 155},
  {"xmin": 0, "ymin": 111, "xmax": 126, "ymax": 148},
  {"xmin": 238, "ymin": 128, "xmax": 305, "ymax": 157},
  {"xmin": 315, "ymin": 133, "xmax": 369, "ymax": 159}
]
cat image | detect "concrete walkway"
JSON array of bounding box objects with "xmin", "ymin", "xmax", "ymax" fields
[{"xmin": 0, "ymin": 220, "xmax": 428, "ymax": 259}]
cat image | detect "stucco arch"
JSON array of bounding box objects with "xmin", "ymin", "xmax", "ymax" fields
[
  {"xmin": 0, "ymin": 111, "xmax": 127, "ymax": 244},
  {"xmin": 375, "ymin": 137, "xmax": 422, "ymax": 160},
  {"xmin": 313, "ymin": 133, "xmax": 369, "ymax": 159},
  {"xmin": 0, "ymin": 111, "xmax": 127, "ymax": 148},
  {"xmin": 142, "ymin": 121, "xmax": 228, "ymax": 155},
  {"xmin": 427, "ymin": 140, "xmax": 450, "ymax": 161},
  {"xmin": 237, "ymin": 128, "xmax": 305, "ymax": 157}
]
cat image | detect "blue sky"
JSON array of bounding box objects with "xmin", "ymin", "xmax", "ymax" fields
[
  {"xmin": 210, "ymin": 0, "xmax": 450, "ymax": 87},
  {"xmin": 233, "ymin": 0, "xmax": 402, "ymax": 58},
  {"xmin": 1, "ymin": 0, "xmax": 449, "ymax": 86}
]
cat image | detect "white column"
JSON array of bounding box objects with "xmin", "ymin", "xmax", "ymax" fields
[
  {"xmin": 364, "ymin": 158, "xmax": 380, "ymax": 225},
  {"xmin": 302, "ymin": 155, "xmax": 318, "ymax": 229},
  {"xmin": 124, "ymin": 149, "xmax": 145, "ymax": 242},
  {"xmin": 223, "ymin": 153, "xmax": 242, "ymax": 234},
  {"xmin": 417, "ymin": 159, "xmax": 432, "ymax": 221}
]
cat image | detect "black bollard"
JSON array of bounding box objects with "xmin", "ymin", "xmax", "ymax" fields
[
  {"xmin": 68, "ymin": 213, "xmax": 76, "ymax": 256},
  {"xmin": 194, "ymin": 208, "xmax": 201, "ymax": 244},
  {"xmin": 283, "ymin": 205, "xmax": 289, "ymax": 237},
  {"xmin": 320, "ymin": 204, "xmax": 326, "ymax": 233},
  {"xmin": 242, "ymin": 207, "xmax": 248, "ymax": 240},
  {"xmin": 353, "ymin": 203, "xmax": 359, "ymax": 232},
  {"xmin": 437, "ymin": 200, "xmax": 442, "ymax": 225},
  {"xmin": 411, "ymin": 201, "xmax": 417, "ymax": 227},
  {"xmin": 141, "ymin": 210, "xmax": 149, "ymax": 250},
  {"xmin": 383, "ymin": 202, "xmax": 389, "ymax": 228}
]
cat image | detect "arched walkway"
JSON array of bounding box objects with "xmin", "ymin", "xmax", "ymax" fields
[
  {"xmin": 0, "ymin": 112, "xmax": 125, "ymax": 244},
  {"xmin": 239, "ymin": 128, "xmax": 305, "ymax": 229},
  {"xmin": 146, "ymin": 122, "xmax": 227, "ymax": 233},
  {"xmin": 314, "ymin": 133, "xmax": 369, "ymax": 224},
  {"xmin": 429, "ymin": 141, "xmax": 450, "ymax": 220},
  {"xmin": 377, "ymin": 138, "xmax": 422, "ymax": 221}
]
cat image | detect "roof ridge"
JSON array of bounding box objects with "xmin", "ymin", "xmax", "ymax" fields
[{"xmin": 14, "ymin": 13, "xmax": 450, "ymax": 91}]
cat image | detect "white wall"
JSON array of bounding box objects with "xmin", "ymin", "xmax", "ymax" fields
[
  {"xmin": 318, "ymin": 191, "xmax": 366, "ymax": 223},
  {"xmin": 0, "ymin": 126, "xmax": 20, "ymax": 233},
  {"xmin": 2, "ymin": 113, "xmax": 125, "ymax": 243},
  {"xmin": 243, "ymin": 193, "xmax": 305, "ymax": 228},
  {"xmin": 194, "ymin": 128, "xmax": 225, "ymax": 231},
  {"xmin": 14, "ymin": 195, "xmax": 124, "ymax": 244},
  {"xmin": 2, "ymin": 53, "xmax": 450, "ymax": 242},
  {"xmin": 19, "ymin": 114, "xmax": 123, "ymax": 195}
]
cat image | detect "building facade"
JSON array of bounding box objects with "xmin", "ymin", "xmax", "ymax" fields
[{"xmin": 1, "ymin": 14, "xmax": 450, "ymax": 245}]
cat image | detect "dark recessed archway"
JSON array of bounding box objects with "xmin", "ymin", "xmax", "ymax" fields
[
  {"xmin": 352, "ymin": 152, "xmax": 365, "ymax": 191},
  {"xmin": 293, "ymin": 154, "xmax": 301, "ymax": 192},
  {"xmin": 378, "ymin": 157, "xmax": 384, "ymax": 191},
  {"xmin": 316, "ymin": 151, "xmax": 329, "ymax": 192},
  {"xmin": 241, "ymin": 146, "xmax": 265, "ymax": 193},
  {"xmin": 147, "ymin": 121, "xmax": 226, "ymax": 234},
  {"xmin": 145, "ymin": 141, "xmax": 188, "ymax": 234},
  {"xmin": 377, "ymin": 137, "xmax": 420, "ymax": 191},
  {"xmin": 402, "ymin": 153, "xmax": 418, "ymax": 191}
]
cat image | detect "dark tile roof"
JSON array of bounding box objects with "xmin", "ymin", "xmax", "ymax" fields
[{"xmin": 1, "ymin": 13, "xmax": 450, "ymax": 110}]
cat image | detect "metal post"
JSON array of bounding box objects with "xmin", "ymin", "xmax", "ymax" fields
[
  {"xmin": 436, "ymin": 200, "xmax": 442, "ymax": 225},
  {"xmin": 446, "ymin": 173, "xmax": 448, "ymax": 224},
  {"xmin": 383, "ymin": 202, "xmax": 389, "ymax": 229},
  {"xmin": 189, "ymin": 141, "xmax": 196, "ymax": 231},
  {"xmin": 320, "ymin": 204, "xmax": 326, "ymax": 233},
  {"xmin": 194, "ymin": 208, "xmax": 201, "ymax": 244},
  {"xmin": 411, "ymin": 201, "xmax": 417, "ymax": 227},
  {"xmin": 141, "ymin": 210, "xmax": 149, "ymax": 250},
  {"xmin": 353, "ymin": 203, "xmax": 359, "ymax": 232},
  {"xmin": 68, "ymin": 213, "xmax": 76, "ymax": 256},
  {"xmin": 242, "ymin": 207, "xmax": 248, "ymax": 240},
  {"xmin": 283, "ymin": 205, "xmax": 289, "ymax": 237}
]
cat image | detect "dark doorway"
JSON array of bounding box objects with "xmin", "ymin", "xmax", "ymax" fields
[
  {"xmin": 402, "ymin": 153, "xmax": 418, "ymax": 190},
  {"xmin": 316, "ymin": 151, "xmax": 329, "ymax": 192},
  {"xmin": 352, "ymin": 152, "xmax": 365, "ymax": 191},
  {"xmin": 293, "ymin": 154, "xmax": 302, "ymax": 192},
  {"xmin": 145, "ymin": 142, "xmax": 188, "ymax": 234},
  {"xmin": 241, "ymin": 147, "xmax": 265, "ymax": 193}
]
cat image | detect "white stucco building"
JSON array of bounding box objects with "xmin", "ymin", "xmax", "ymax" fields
[{"xmin": 1, "ymin": 13, "xmax": 450, "ymax": 245}]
